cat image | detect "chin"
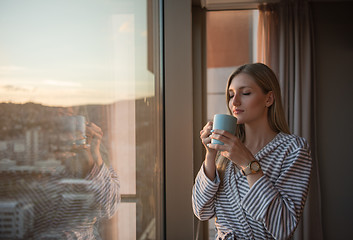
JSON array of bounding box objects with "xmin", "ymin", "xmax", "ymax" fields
[{"xmin": 235, "ymin": 118, "xmax": 244, "ymax": 124}]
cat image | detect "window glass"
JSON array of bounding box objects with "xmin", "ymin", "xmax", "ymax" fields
[
  {"xmin": 206, "ymin": 10, "xmax": 258, "ymax": 120},
  {"xmin": 0, "ymin": 0, "xmax": 162, "ymax": 239}
]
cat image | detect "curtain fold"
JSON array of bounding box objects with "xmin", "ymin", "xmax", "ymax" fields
[{"xmin": 257, "ymin": 1, "xmax": 323, "ymax": 239}]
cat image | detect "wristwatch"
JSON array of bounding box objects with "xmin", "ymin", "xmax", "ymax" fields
[{"xmin": 241, "ymin": 160, "xmax": 261, "ymax": 176}]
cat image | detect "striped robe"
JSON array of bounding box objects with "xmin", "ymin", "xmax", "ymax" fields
[
  {"xmin": 1, "ymin": 163, "xmax": 120, "ymax": 240},
  {"xmin": 192, "ymin": 133, "xmax": 312, "ymax": 240},
  {"xmin": 34, "ymin": 164, "xmax": 120, "ymax": 240}
]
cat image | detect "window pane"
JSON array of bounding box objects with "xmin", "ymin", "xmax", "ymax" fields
[
  {"xmin": 206, "ymin": 10, "xmax": 258, "ymax": 120},
  {"xmin": 0, "ymin": 0, "xmax": 162, "ymax": 240}
]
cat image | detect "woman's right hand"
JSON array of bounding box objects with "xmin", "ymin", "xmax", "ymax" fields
[
  {"xmin": 200, "ymin": 121, "xmax": 217, "ymax": 155},
  {"xmin": 200, "ymin": 121, "xmax": 217, "ymax": 180}
]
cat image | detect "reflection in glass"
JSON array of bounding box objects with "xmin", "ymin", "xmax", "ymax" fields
[
  {"xmin": 0, "ymin": 105, "xmax": 120, "ymax": 239},
  {"xmin": 0, "ymin": 0, "xmax": 162, "ymax": 239}
]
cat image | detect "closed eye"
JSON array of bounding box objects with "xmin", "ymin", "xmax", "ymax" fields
[
  {"xmin": 243, "ymin": 92, "xmax": 251, "ymax": 95},
  {"xmin": 228, "ymin": 91, "xmax": 234, "ymax": 98}
]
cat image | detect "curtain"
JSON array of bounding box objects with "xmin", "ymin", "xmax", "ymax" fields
[{"xmin": 257, "ymin": 1, "xmax": 323, "ymax": 239}]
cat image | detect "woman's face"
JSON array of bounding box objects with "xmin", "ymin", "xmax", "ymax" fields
[{"xmin": 228, "ymin": 73, "xmax": 272, "ymax": 125}]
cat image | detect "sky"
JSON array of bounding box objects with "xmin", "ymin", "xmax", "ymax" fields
[{"xmin": 0, "ymin": 0, "xmax": 154, "ymax": 106}]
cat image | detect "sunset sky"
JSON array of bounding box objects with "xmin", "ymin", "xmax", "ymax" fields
[{"xmin": 0, "ymin": 0, "xmax": 154, "ymax": 106}]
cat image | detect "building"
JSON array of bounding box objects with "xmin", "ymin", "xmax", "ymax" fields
[{"xmin": 0, "ymin": 200, "xmax": 34, "ymax": 239}]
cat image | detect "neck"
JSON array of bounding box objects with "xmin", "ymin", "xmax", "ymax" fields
[{"xmin": 244, "ymin": 121, "xmax": 278, "ymax": 155}]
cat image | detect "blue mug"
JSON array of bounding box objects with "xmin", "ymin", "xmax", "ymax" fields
[{"xmin": 212, "ymin": 114, "xmax": 237, "ymax": 145}]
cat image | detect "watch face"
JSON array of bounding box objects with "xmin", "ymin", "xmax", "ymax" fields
[{"xmin": 251, "ymin": 161, "xmax": 260, "ymax": 172}]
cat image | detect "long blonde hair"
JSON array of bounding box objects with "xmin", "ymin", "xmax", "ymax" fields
[{"xmin": 216, "ymin": 63, "xmax": 290, "ymax": 176}]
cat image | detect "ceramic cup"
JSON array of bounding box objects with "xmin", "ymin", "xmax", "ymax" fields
[{"xmin": 211, "ymin": 114, "xmax": 237, "ymax": 145}]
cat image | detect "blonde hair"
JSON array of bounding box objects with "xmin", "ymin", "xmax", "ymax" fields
[{"xmin": 216, "ymin": 63, "xmax": 290, "ymax": 176}]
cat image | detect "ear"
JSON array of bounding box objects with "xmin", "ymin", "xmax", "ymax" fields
[{"xmin": 265, "ymin": 91, "xmax": 274, "ymax": 107}]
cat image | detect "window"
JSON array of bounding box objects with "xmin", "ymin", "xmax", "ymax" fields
[
  {"xmin": 0, "ymin": 0, "xmax": 163, "ymax": 239},
  {"xmin": 207, "ymin": 10, "xmax": 258, "ymax": 120}
]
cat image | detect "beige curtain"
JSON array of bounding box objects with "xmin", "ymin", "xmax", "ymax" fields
[{"xmin": 257, "ymin": 1, "xmax": 323, "ymax": 239}]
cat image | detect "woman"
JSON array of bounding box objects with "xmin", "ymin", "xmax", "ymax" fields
[{"xmin": 192, "ymin": 63, "xmax": 312, "ymax": 240}]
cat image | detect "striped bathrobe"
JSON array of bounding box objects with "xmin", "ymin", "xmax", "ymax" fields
[
  {"xmin": 1, "ymin": 163, "xmax": 121, "ymax": 240},
  {"xmin": 34, "ymin": 164, "xmax": 120, "ymax": 240},
  {"xmin": 192, "ymin": 133, "xmax": 312, "ymax": 240}
]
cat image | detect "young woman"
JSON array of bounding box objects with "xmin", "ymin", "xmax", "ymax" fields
[{"xmin": 192, "ymin": 63, "xmax": 312, "ymax": 240}]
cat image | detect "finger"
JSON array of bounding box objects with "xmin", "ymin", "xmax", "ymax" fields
[
  {"xmin": 200, "ymin": 129, "xmax": 208, "ymax": 137},
  {"xmin": 202, "ymin": 121, "xmax": 213, "ymax": 131},
  {"xmin": 201, "ymin": 136, "xmax": 212, "ymax": 145},
  {"xmin": 87, "ymin": 132, "xmax": 103, "ymax": 140},
  {"xmin": 86, "ymin": 123, "xmax": 103, "ymax": 137},
  {"xmin": 210, "ymin": 133, "xmax": 232, "ymax": 145},
  {"xmin": 200, "ymin": 128, "xmax": 212, "ymax": 138},
  {"xmin": 211, "ymin": 129, "xmax": 235, "ymax": 139},
  {"xmin": 206, "ymin": 142, "xmax": 226, "ymax": 151},
  {"xmin": 89, "ymin": 122, "xmax": 102, "ymax": 132},
  {"xmin": 201, "ymin": 131, "xmax": 211, "ymax": 139},
  {"xmin": 94, "ymin": 132, "xmax": 103, "ymax": 139},
  {"xmin": 86, "ymin": 122, "xmax": 99, "ymax": 132},
  {"xmin": 200, "ymin": 130, "xmax": 206, "ymax": 139}
]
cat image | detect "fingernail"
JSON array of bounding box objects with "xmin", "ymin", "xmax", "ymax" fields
[{"xmin": 210, "ymin": 130, "xmax": 214, "ymax": 133}]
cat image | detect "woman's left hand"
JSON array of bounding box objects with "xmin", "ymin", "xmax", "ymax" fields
[{"xmin": 208, "ymin": 129, "xmax": 255, "ymax": 168}]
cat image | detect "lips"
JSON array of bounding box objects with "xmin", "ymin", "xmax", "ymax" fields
[{"xmin": 233, "ymin": 109, "xmax": 244, "ymax": 114}]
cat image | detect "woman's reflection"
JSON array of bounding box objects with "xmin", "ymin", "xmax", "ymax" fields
[{"xmin": 0, "ymin": 107, "xmax": 120, "ymax": 240}]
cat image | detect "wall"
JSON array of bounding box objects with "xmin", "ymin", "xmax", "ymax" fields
[{"xmin": 312, "ymin": 2, "xmax": 353, "ymax": 239}]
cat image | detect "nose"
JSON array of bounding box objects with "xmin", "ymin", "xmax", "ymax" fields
[{"xmin": 231, "ymin": 94, "xmax": 241, "ymax": 107}]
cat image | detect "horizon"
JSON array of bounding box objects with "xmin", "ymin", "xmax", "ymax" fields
[{"xmin": 0, "ymin": 95, "xmax": 154, "ymax": 109}]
